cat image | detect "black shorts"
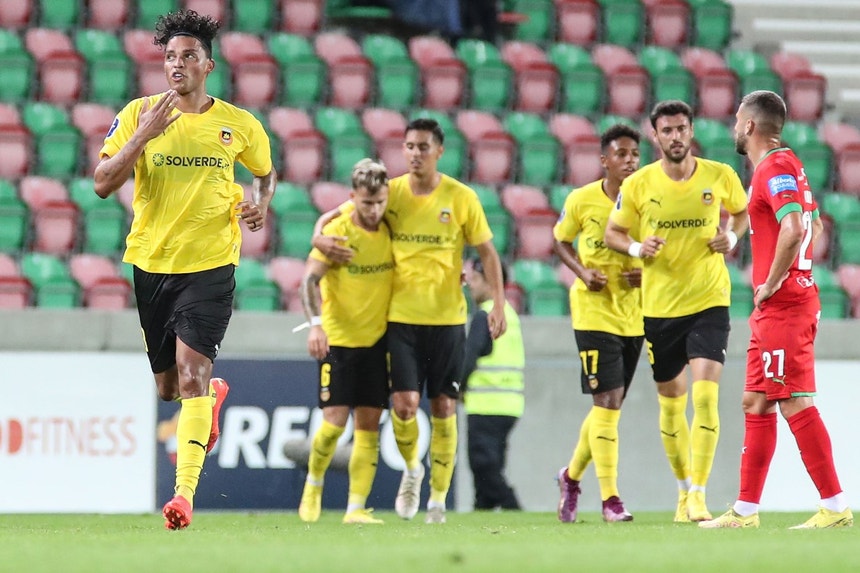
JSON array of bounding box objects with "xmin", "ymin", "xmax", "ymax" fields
[
  {"xmin": 574, "ymin": 330, "xmax": 644, "ymax": 395},
  {"xmin": 319, "ymin": 335, "xmax": 389, "ymax": 409},
  {"xmin": 134, "ymin": 264, "xmax": 234, "ymax": 373},
  {"xmin": 644, "ymin": 306, "xmax": 730, "ymax": 382},
  {"xmin": 388, "ymin": 322, "xmax": 465, "ymax": 400}
]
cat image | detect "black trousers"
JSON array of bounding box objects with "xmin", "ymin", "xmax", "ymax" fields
[{"xmin": 467, "ymin": 414, "xmax": 521, "ymax": 510}]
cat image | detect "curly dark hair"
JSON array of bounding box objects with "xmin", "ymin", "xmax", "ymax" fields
[{"xmin": 153, "ymin": 9, "xmax": 220, "ymax": 58}]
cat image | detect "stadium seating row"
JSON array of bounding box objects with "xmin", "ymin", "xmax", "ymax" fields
[
  {"xmin": 0, "ymin": 0, "xmax": 732, "ymax": 51},
  {"xmin": 0, "ymin": 25, "xmax": 828, "ymax": 123},
  {"xmin": 4, "ymin": 99, "xmax": 860, "ymax": 195}
]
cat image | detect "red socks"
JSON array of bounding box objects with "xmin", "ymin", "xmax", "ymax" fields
[
  {"xmin": 787, "ymin": 406, "xmax": 842, "ymax": 499},
  {"xmin": 738, "ymin": 413, "xmax": 777, "ymax": 504}
]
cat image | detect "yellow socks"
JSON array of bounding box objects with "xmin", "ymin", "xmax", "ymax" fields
[
  {"xmin": 567, "ymin": 409, "xmax": 593, "ymax": 481},
  {"xmin": 428, "ymin": 415, "xmax": 457, "ymax": 505},
  {"xmin": 391, "ymin": 411, "xmax": 421, "ymax": 470},
  {"xmin": 174, "ymin": 396, "xmax": 212, "ymax": 506},
  {"xmin": 347, "ymin": 430, "xmax": 379, "ymax": 512},
  {"xmin": 658, "ymin": 393, "xmax": 691, "ymax": 481},
  {"xmin": 691, "ymin": 380, "xmax": 720, "ymax": 487},
  {"xmin": 308, "ymin": 419, "xmax": 345, "ymax": 484},
  {"xmin": 589, "ymin": 406, "xmax": 621, "ymax": 500}
]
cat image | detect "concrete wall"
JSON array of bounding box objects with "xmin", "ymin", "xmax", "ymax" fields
[{"xmin": 2, "ymin": 309, "xmax": 858, "ymax": 512}]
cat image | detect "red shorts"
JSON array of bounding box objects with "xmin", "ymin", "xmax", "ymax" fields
[{"xmin": 745, "ymin": 297, "xmax": 820, "ymax": 400}]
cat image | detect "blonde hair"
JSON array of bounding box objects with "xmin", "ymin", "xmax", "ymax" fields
[{"xmin": 351, "ymin": 158, "xmax": 388, "ymax": 195}]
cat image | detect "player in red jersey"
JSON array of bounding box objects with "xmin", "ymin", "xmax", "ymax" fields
[{"xmin": 701, "ymin": 90, "xmax": 853, "ymax": 529}]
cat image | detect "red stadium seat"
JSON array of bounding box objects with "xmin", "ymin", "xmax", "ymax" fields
[
  {"xmin": 86, "ymin": 276, "xmax": 132, "ymax": 309},
  {"xmin": 812, "ymin": 212, "xmax": 835, "ymax": 265},
  {"xmin": 219, "ymin": 32, "xmax": 278, "ymax": 107},
  {"xmin": 836, "ymin": 143, "xmax": 860, "ymax": 196},
  {"xmin": 556, "ymin": 262, "xmax": 577, "ymax": 289},
  {"xmin": 769, "ymin": 52, "xmax": 811, "ymax": 80},
  {"xmin": 501, "ymin": 41, "xmax": 560, "ymax": 113},
  {"xmin": 457, "ymin": 111, "xmax": 515, "ymax": 184},
  {"xmin": 783, "ymin": 70, "xmax": 827, "ymax": 122},
  {"xmin": 837, "ymin": 264, "xmax": 860, "ymax": 317},
  {"xmin": 592, "ymin": 44, "xmax": 649, "ymax": 115},
  {"xmin": 0, "ymin": 0, "xmax": 33, "ymax": 28},
  {"xmin": 408, "ymin": 36, "xmax": 467, "ymax": 109},
  {"xmin": 0, "ymin": 276, "xmax": 32, "ymax": 308},
  {"xmin": 0, "ymin": 126, "xmax": 32, "ymax": 178},
  {"xmin": 821, "ymin": 122, "xmax": 860, "ymax": 155},
  {"xmin": 0, "ymin": 253, "xmax": 19, "ymax": 277},
  {"xmin": 183, "ymin": 0, "xmax": 227, "ymax": 25},
  {"xmin": 361, "ymin": 108, "xmax": 408, "ymax": 176},
  {"xmin": 0, "ymin": 103, "xmax": 23, "ymax": 128},
  {"xmin": 24, "ymin": 28, "xmax": 85, "ymax": 104},
  {"xmin": 555, "ymin": 0, "xmax": 600, "ymax": 46},
  {"xmin": 643, "ymin": 0, "xmax": 690, "ymax": 48},
  {"xmin": 501, "ymin": 184, "xmax": 552, "ymax": 217},
  {"xmin": 69, "ymin": 253, "xmax": 119, "ymax": 290},
  {"xmin": 562, "ymin": 134, "xmax": 604, "ymax": 187},
  {"xmin": 280, "ymin": 0, "xmax": 323, "ymax": 35},
  {"xmin": 268, "ymin": 255, "xmax": 306, "ymax": 308},
  {"xmin": 681, "ymin": 48, "xmax": 736, "ymax": 119},
  {"xmin": 72, "ymin": 103, "xmax": 117, "ymax": 174},
  {"xmin": 239, "ymin": 185, "xmax": 274, "ymax": 258},
  {"xmin": 86, "ymin": 0, "xmax": 130, "ymax": 29},
  {"xmin": 314, "ymin": 33, "xmax": 373, "ymax": 109},
  {"xmin": 514, "ymin": 209, "xmax": 558, "ymax": 260},
  {"xmin": 548, "ymin": 113, "xmax": 597, "ymax": 146},
  {"xmin": 310, "ymin": 181, "xmax": 352, "ymax": 213},
  {"xmin": 268, "ymin": 107, "xmax": 326, "ymax": 184},
  {"xmin": 19, "ymin": 176, "xmax": 69, "ymax": 209},
  {"xmin": 32, "ymin": 200, "xmax": 79, "ymax": 255},
  {"xmin": 124, "ymin": 29, "xmax": 166, "ymax": 96},
  {"xmin": 681, "ymin": 46, "xmax": 727, "ymax": 76}
]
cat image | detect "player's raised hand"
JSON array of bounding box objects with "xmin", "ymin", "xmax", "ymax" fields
[{"xmin": 137, "ymin": 90, "xmax": 181, "ymax": 140}]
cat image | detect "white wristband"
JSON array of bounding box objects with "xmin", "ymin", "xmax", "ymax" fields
[
  {"xmin": 727, "ymin": 230, "xmax": 738, "ymax": 251},
  {"xmin": 310, "ymin": 316, "xmax": 322, "ymax": 326},
  {"xmin": 627, "ymin": 241, "xmax": 643, "ymax": 258}
]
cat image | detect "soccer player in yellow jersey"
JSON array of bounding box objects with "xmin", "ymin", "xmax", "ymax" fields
[
  {"xmin": 312, "ymin": 119, "xmax": 507, "ymax": 524},
  {"xmin": 297, "ymin": 159, "xmax": 394, "ymax": 525},
  {"xmin": 553, "ymin": 124, "xmax": 643, "ymax": 523},
  {"xmin": 605, "ymin": 100, "xmax": 748, "ymax": 522},
  {"xmin": 93, "ymin": 10, "xmax": 276, "ymax": 530}
]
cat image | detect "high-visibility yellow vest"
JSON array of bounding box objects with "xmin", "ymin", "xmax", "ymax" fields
[{"xmin": 464, "ymin": 300, "xmax": 525, "ymax": 417}]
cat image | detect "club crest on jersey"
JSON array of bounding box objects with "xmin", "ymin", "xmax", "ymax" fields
[
  {"xmin": 767, "ymin": 174, "xmax": 798, "ymax": 196},
  {"xmin": 439, "ymin": 208, "xmax": 451, "ymax": 223},
  {"xmin": 615, "ymin": 193, "xmax": 623, "ymax": 210},
  {"xmin": 701, "ymin": 189, "xmax": 714, "ymax": 205},
  {"xmin": 106, "ymin": 117, "xmax": 119, "ymax": 139},
  {"xmin": 219, "ymin": 128, "xmax": 233, "ymax": 146},
  {"xmin": 588, "ymin": 375, "xmax": 599, "ymax": 390}
]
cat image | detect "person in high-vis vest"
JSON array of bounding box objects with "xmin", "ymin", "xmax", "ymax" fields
[{"xmin": 462, "ymin": 257, "xmax": 525, "ymax": 510}]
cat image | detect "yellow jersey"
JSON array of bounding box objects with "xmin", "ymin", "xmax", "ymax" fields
[
  {"xmin": 335, "ymin": 174, "xmax": 493, "ymax": 325},
  {"xmin": 310, "ymin": 213, "xmax": 394, "ymax": 347},
  {"xmin": 101, "ymin": 93, "xmax": 273, "ymax": 274},
  {"xmin": 610, "ymin": 158, "xmax": 747, "ymax": 318},
  {"xmin": 553, "ymin": 180, "xmax": 643, "ymax": 336}
]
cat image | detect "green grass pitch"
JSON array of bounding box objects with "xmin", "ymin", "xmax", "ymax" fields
[{"xmin": 1, "ymin": 511, "xmax": 857, "ymax": 573}]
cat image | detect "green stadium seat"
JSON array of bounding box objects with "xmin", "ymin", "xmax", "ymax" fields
[
  {"xmin": 687, "ymin": 0, "xmax": 733, "ymax": 51},
  {"xmin": 598, "ymin": 0, "xmax": 644, "ymax": 48},
  {"xmin": 471, "ymin": 183, "xmax": 513, "ymax": 255},
  {"xmin": 813, "ymin": 266, "xmax": 849, "ymax": 318},
  {"xmin": 503, "ymin": 112, "xmax": 561, "ymax": 185},
  {"xmin": 234, "ymin": 258, "xmax": 281, "ymax": 311},
  {"xmin": 231, "ymin": 0, "xmax": 274, "ymax": 33},
  {"xmin": 266, "ymin": 33, "xmax": 325, "ymax": 107},
  {"xmin": 208, "ymin": 56, "xmax": 231, "ymax": 100},
  {"xmin": 548, "ymin": 43, "xmax": 604, "ymax": 116},
  {"xmin": 38, "ymin": 0, "xmax": 79, "ymax": 28},
  {"xmin": 728, "ymin": 264, "xmax": 753, "ymax": 319},
  {"xmin": 549, "ymin": 184, "xmax": 571, "ymax": 212},
  {"xmin": 638, "ymin": 46, "xmax": 695, "ymax": 105},
  {"xmin": 821, "ymin": 194, "xmax": 860, "ymax": 265},
  {"xmin": 0, "ymin": 30, "xmax": 34, "ymax": 103},
  {"xmin": 512, "ymin": 258, "xmax": 559, "ymax": 293},
  {"xmin": 136, "ymin": 0, "xmax": 178, "ymax": 28},
  {"xmin": 20, "ymin": 252, "xmax": 80, "ymax": 307},
  {"xmin": 270, "ymin": 182, "xmax": 315, "ymax": 215},
  {"xmin": 692, "ymin": 118, "xmax": 732, "ymax": 149},
  {"xmin": 792, "ymin": 142, "xmax": 832, "ymax": 192},
  {"xmin": 22, "ymin": 102, "xmax": 82, "ymax": 177},
  {"xmin": 69, "ymin": 178, "xmax": 127, "ymax": 256},
  {"xmin": 595, "ymin": 114, "xmax": 638, "ymax": 135},
  {"xmin": 0, "ymin": 189, "xmax": 28, "ymax": 253},
  {"xmin": 508, "ymin": 0, "xmax": 555, "ymax": 42},
  {"xmin": 362, "ymin": 35, "xmax": 418, "ymax": 109},
  {"xmin": 270, "ymin": 182, "xmax": 319, "ymax": 258},
  {"xmin": 74, "ymin": 29, "xmax": 132, "ymax": 106},
  {"xmin": 527, "ymin": 285, "xmax": 569, "ymax": 316},
  {"xmin": 725, "ymin": 48, "xmax": 782, "ymax": 95},
  {"xmin": 456, "ymin": 39, "xmax": 513, "ymax": 112},
  {"xmin": 314, "ymin": 107, "xmax": 373, "ymax": 183},
  {"xmin": 326, "ymin": 0, "xmax": 393, "ymax": 19},
  {"xmin": 781, "ymin": 121, "xmax": 821, "ymax": 148}
]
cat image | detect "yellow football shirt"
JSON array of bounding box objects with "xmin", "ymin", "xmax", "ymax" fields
[
  {"xmin": 610, "ymin": 158, "xmax": 747, "ymax": 318},
  {"xmin": 387, "ymin": 174, "xmax": 492, "ymax": 325},
  {"xmin": 553, "ymin": 180, "xmax": 643, "ymax": 336},
  {"xmin": 310, "ymin": 213, "xmax": 394, "ymax": 347},
  {"xmin": 100, "ymin": 93, "xmax": 273, "ymax": 274}
]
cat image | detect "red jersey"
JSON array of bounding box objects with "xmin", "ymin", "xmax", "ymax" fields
[{"xmin": 748, "ymin": 147, "xmax": 819, "ymax": 306}]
